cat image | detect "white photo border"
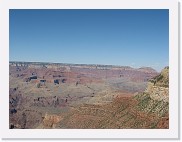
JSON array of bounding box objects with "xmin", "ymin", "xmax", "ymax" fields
[{"xmin": 0, "ymin": 0, "xmax": 179, "ymax": 139}]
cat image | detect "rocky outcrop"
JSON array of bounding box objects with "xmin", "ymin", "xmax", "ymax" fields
[
  {"xmin": 145, "ymin": 67, "xmax": 169, "ymax": 102},
  {"xmin": 145, "ymin": 82, "xmax": 169, "ymax": 102},
  {"xmin": 149, "ymin": 66, "xmax": 169, "ymax": 87},
  {"xmin": 42, "ymin": 113, "xmax": 63, "ymax": 128}
]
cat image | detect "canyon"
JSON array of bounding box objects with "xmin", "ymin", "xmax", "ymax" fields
[{"xmin": 9, "ymin": 62, "xmax": 168, "ymax": 129}]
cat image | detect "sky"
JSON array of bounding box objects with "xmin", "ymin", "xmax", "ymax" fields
[{"xmin": 9, "ymin": 9, "xmax": 169, "ymax": 72}]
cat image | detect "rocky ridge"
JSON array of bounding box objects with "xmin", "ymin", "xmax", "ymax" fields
[{"xmin": 145, "ymin": 67, "xmax": 169, "ymax": 102}]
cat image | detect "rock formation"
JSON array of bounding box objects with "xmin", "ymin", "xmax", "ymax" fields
[
  {"xmin": 145, "ymin": 67, "xmax": 169, "ymax": 102},
  {"xmin": 9, "ymin": 62, "xmax": 168, "ymax": 129}
]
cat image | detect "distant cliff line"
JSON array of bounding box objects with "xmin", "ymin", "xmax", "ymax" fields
[{"xmin": 9, "ymin": 61, "xmax": 158, "ymax": 72}]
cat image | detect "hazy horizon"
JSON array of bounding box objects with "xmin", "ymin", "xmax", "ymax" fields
[
  {"xmin": 10, "ymin": 9, "xmax": 169, "ymax": 72},
  {"xmin": 9, "ymin": 60, "xmax": 167, "ymax": 72}
]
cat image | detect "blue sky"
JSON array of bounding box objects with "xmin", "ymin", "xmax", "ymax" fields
[{"xmin": 9, "ymin": 9, "xmax": 169, "ymax": 72}]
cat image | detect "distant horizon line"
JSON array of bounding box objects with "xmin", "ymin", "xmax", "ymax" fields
[{"xmin": 9, "ymin": 60, "xmax": 166, "ymax": 72}]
